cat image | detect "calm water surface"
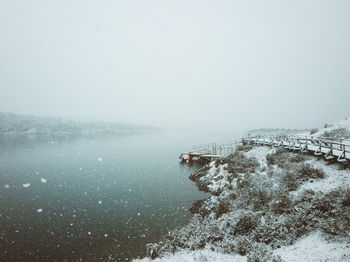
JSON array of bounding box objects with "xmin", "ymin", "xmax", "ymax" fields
[{"xmin": 0, "ymin": 130, "xmax": 241, "ymax": 261}]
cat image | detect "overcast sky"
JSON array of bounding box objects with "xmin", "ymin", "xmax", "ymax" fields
[{"xmin": 0, "ymin": 0, "xmax": 349, "ymax": 130}]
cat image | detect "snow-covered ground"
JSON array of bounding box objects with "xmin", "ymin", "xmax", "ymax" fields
[
  {"xmin": 203, "ymin": 162, "xmax": 230, "ymax": 194},
  {"xmin": 134, "ymin": 249, "xmax": 246, "ymax": 262},
  {"xmin": 296, "ymin": 158, "xmax": 350, "ymax": 194},
  {"xmin": 274, "ymin": 231, "xmax": 350, "ymax": 262},
  {"xmin": 312, "ymin": 117, "xmax": 350, "ymax": 137},
  {"xmin": 309, "ymin": 117, "xmax": 350, "ymax": 145},
  {"xmin": 293, "ymin": 117, "xmax": 350, "ymax": 193},
  {"xmin": 135, "ymin": 119, "xmax": 350, "ymax": 262},
  {"xmin": 245, "ymin": 146, "xmax": 275, "ymax": 168}
]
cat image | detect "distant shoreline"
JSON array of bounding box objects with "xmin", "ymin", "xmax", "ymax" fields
[{"xmin": 0, "ymin": 112, "xmax": 160, "ymax": 137}]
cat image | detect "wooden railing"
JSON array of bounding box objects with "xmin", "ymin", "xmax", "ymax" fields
[
  {"xmin": 242, "ymin": 135, "xmax": 350, "ymax": 162},
  {"xmin": 191, "ymin": 140, "xmax": 241, "ymax": 156}
]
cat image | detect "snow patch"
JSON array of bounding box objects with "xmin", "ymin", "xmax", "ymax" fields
[
  {"xmin": 295, "ymin": 158, "xmax": 350, "ymax": 194},
  {"xmin": 245, "ymin": 146, "xmax": 275, "ymax": 168},
  {"xmin": 133, "ymin": 249, "xmax": 246, "ymax": 262},
  {"xmin": 201, "ymin": 163, "xmax": 231, "ymax": 194},
  {"xmin": 312, "ymin": 117, "xmax": 350, "ymax": 138},
  {"xmin": 274, "ymin": 231, "xmax": 350, "ymax": 262}
]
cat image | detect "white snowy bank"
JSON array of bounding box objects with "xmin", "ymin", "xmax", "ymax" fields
[
  {"xmin": 134, "ymin": 118, "xmax": 350, "ymax": 262},
  {"xmin": 274, "ymin": 231, "xmax": 350, "ymax": 262},
  {"xmin": 312, "ymin": 117, "xmax": 350, "ymax": 139},
  {"xmin": 134, "ymin": 249, "xmax": 246, "ymax": 262},
  {"xmin": 135, "ymin": 231, "xmax": 350, "ymax": 262}
]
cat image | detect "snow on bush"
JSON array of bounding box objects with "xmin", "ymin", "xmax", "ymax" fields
[
  {"xmin": 274, "ymin": 231, "xmax": 350, "ymax": 262},
  {"xmin": 134, "ymin": 249, "xmax": 246, "ymax": 262},
  {"xmin": 136, "ymin": 145, "xmax": 350, "ymax": 262},
  {"xmin": 311, "ymin": 117, "xmax": 350, "ymax": 139}
]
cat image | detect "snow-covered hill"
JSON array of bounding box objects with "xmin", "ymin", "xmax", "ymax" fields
[
  {"xmin": 311, "ymin": 117, "xmax": 350, "ymax": 139},
  {"xmin": 135, "ymin": 133, "xmax": 350, "ymax": 262}
]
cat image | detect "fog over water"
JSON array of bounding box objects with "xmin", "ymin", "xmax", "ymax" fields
[
  {"xmin": 1, "ymin": 0, "xmax": 349, "ymax": 130},
  {"xmin": 1, "ymin": 1, "xmax": 350, "ymax": 261},
  {"xmin": 0, "ymin": 131, "xmax": 209, "ymax": 261}
]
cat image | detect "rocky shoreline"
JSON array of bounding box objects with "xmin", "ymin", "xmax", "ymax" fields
[{"xmin": 136, "ymin": 143, "xmax": 350, "ymax": 262}]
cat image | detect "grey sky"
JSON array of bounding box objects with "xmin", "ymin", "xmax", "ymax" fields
[{"xmin": 1, "ymin": 0, "xmax": 349, "ymax": 130}]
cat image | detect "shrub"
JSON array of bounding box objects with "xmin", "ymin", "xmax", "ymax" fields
[
  {"xmin": 233, "ymin": 235, "xmax": 252, "ymax": 255},
  {"xmin": 289, "ymin": 154, "xmax": 305, "ymax": 163},
  {"xmin": 189, "ymin": 165, "xmax": 211, "ymax": 183},
  {"xmin": 270, "ymin": 193, "xmax": 292, "ymax": 215},
  {"xmin": 341, "ymin": 191, "xmax": 350, "ymax": 207},
  {"xmin": 266, "ymin": 148, "xmax": 288, "ymax": 168},
  {"xmin": 236, "ymin": 174, "xmax": 251, "ymax": 190},
  {"xmin": 220, "ymin": 151, "xmax": 259, "ymax": 175},
  {"xmin": 246, "ymin": 176, "xmax": 274, "ymax": 211},
  {"xmin": 228, "ymin": 192, "xmax": 237, "ymax": 200},
  {"xmin": 297, "ymin": 164, "xmax": 325, "ymax": 181},
  {"xmin": 236, "ymin": 145, "xmax": 253, "ymax": 152},
  {"xmin": 266, "ymin": 150, "xmax": 279, "ymax": 166},
  {"xmin": 309, "ymin": 188, "xmax": 350, "ymax": 238},
  {"xmin": 234, "ymin": 213, "xmax": 259, "ymax": 235},
  {"xmin": 322, "ymin": 127, "xmax": 350, "ymax": 139},
  {"xmin": 310, "ymin": 128, "xmax": 318, "ymax": 135},
  {"xmin": 247, "ymin": 243, "xmax": 283, "ymax": 262},
  {"xmin": 279, "ymin": 164, "xmax": 325, "ymax": 192},
  {"xmin": 146, "ymin": 243, "xmax": 161, "ymax": 259},
  {"xmin": 190, "ymin": 199, "xmax": 211, "ymax": 217},
  {"xmin": 266, "ymin": 149, "xmax": 307, "ymax": 168},
  {"xmin": 189, "ymin": 166, "xmax": 212, "ymax": 193},
  {"xmin": 250, "ymin": 187, "xmax": 271, "ymax": 211},
  {"xmin": 253, "ymin": 213, "xmax": 309, "ymax": 249},
  {"xmin": 281, "ymin": 170, "xmax": 299, "ymax": 191},
  {"xmin": 215, "ymin": 200, "xmax": 231, "ymax": 218}
]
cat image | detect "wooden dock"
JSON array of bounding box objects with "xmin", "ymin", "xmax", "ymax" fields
[
  {"xmin": 180, "ymin": 135, "xmax": 350, "ymax": 164},
  {"xmin": 179, "ymin": 140, "xmax": 240, "ymax": 163},
  {"xmin": 242, "ymin": 135, "xmax": 350, "ymax": 163}
]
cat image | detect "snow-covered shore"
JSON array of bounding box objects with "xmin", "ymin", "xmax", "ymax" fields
[
  {"xmin": 134, "ymin": 249, "xmax": 245, "ymax": 262},
  {"xmin": 135, "ymin": 230, "xmax": 350, "ymax": 262},
  {"xmin": 135, "ymin": 118, "xmax": 350, "ymax": 262}
]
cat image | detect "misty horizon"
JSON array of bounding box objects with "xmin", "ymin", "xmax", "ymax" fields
[
  {"xmin": 1, "ymin": 1, "xmax": 350, "ymax": 261},
  {"xmin": 1, "ymin": 0, "xmax": 350, "ymax": 130}
]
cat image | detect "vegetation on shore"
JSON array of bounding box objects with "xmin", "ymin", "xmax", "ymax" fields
[
  {"xmin": 310, "ymin": 118, "xmax": 350, "ymax": 139},
  {"xmin": 143, "ymin": 145, "xmax": 350, "ymax": 261}
]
